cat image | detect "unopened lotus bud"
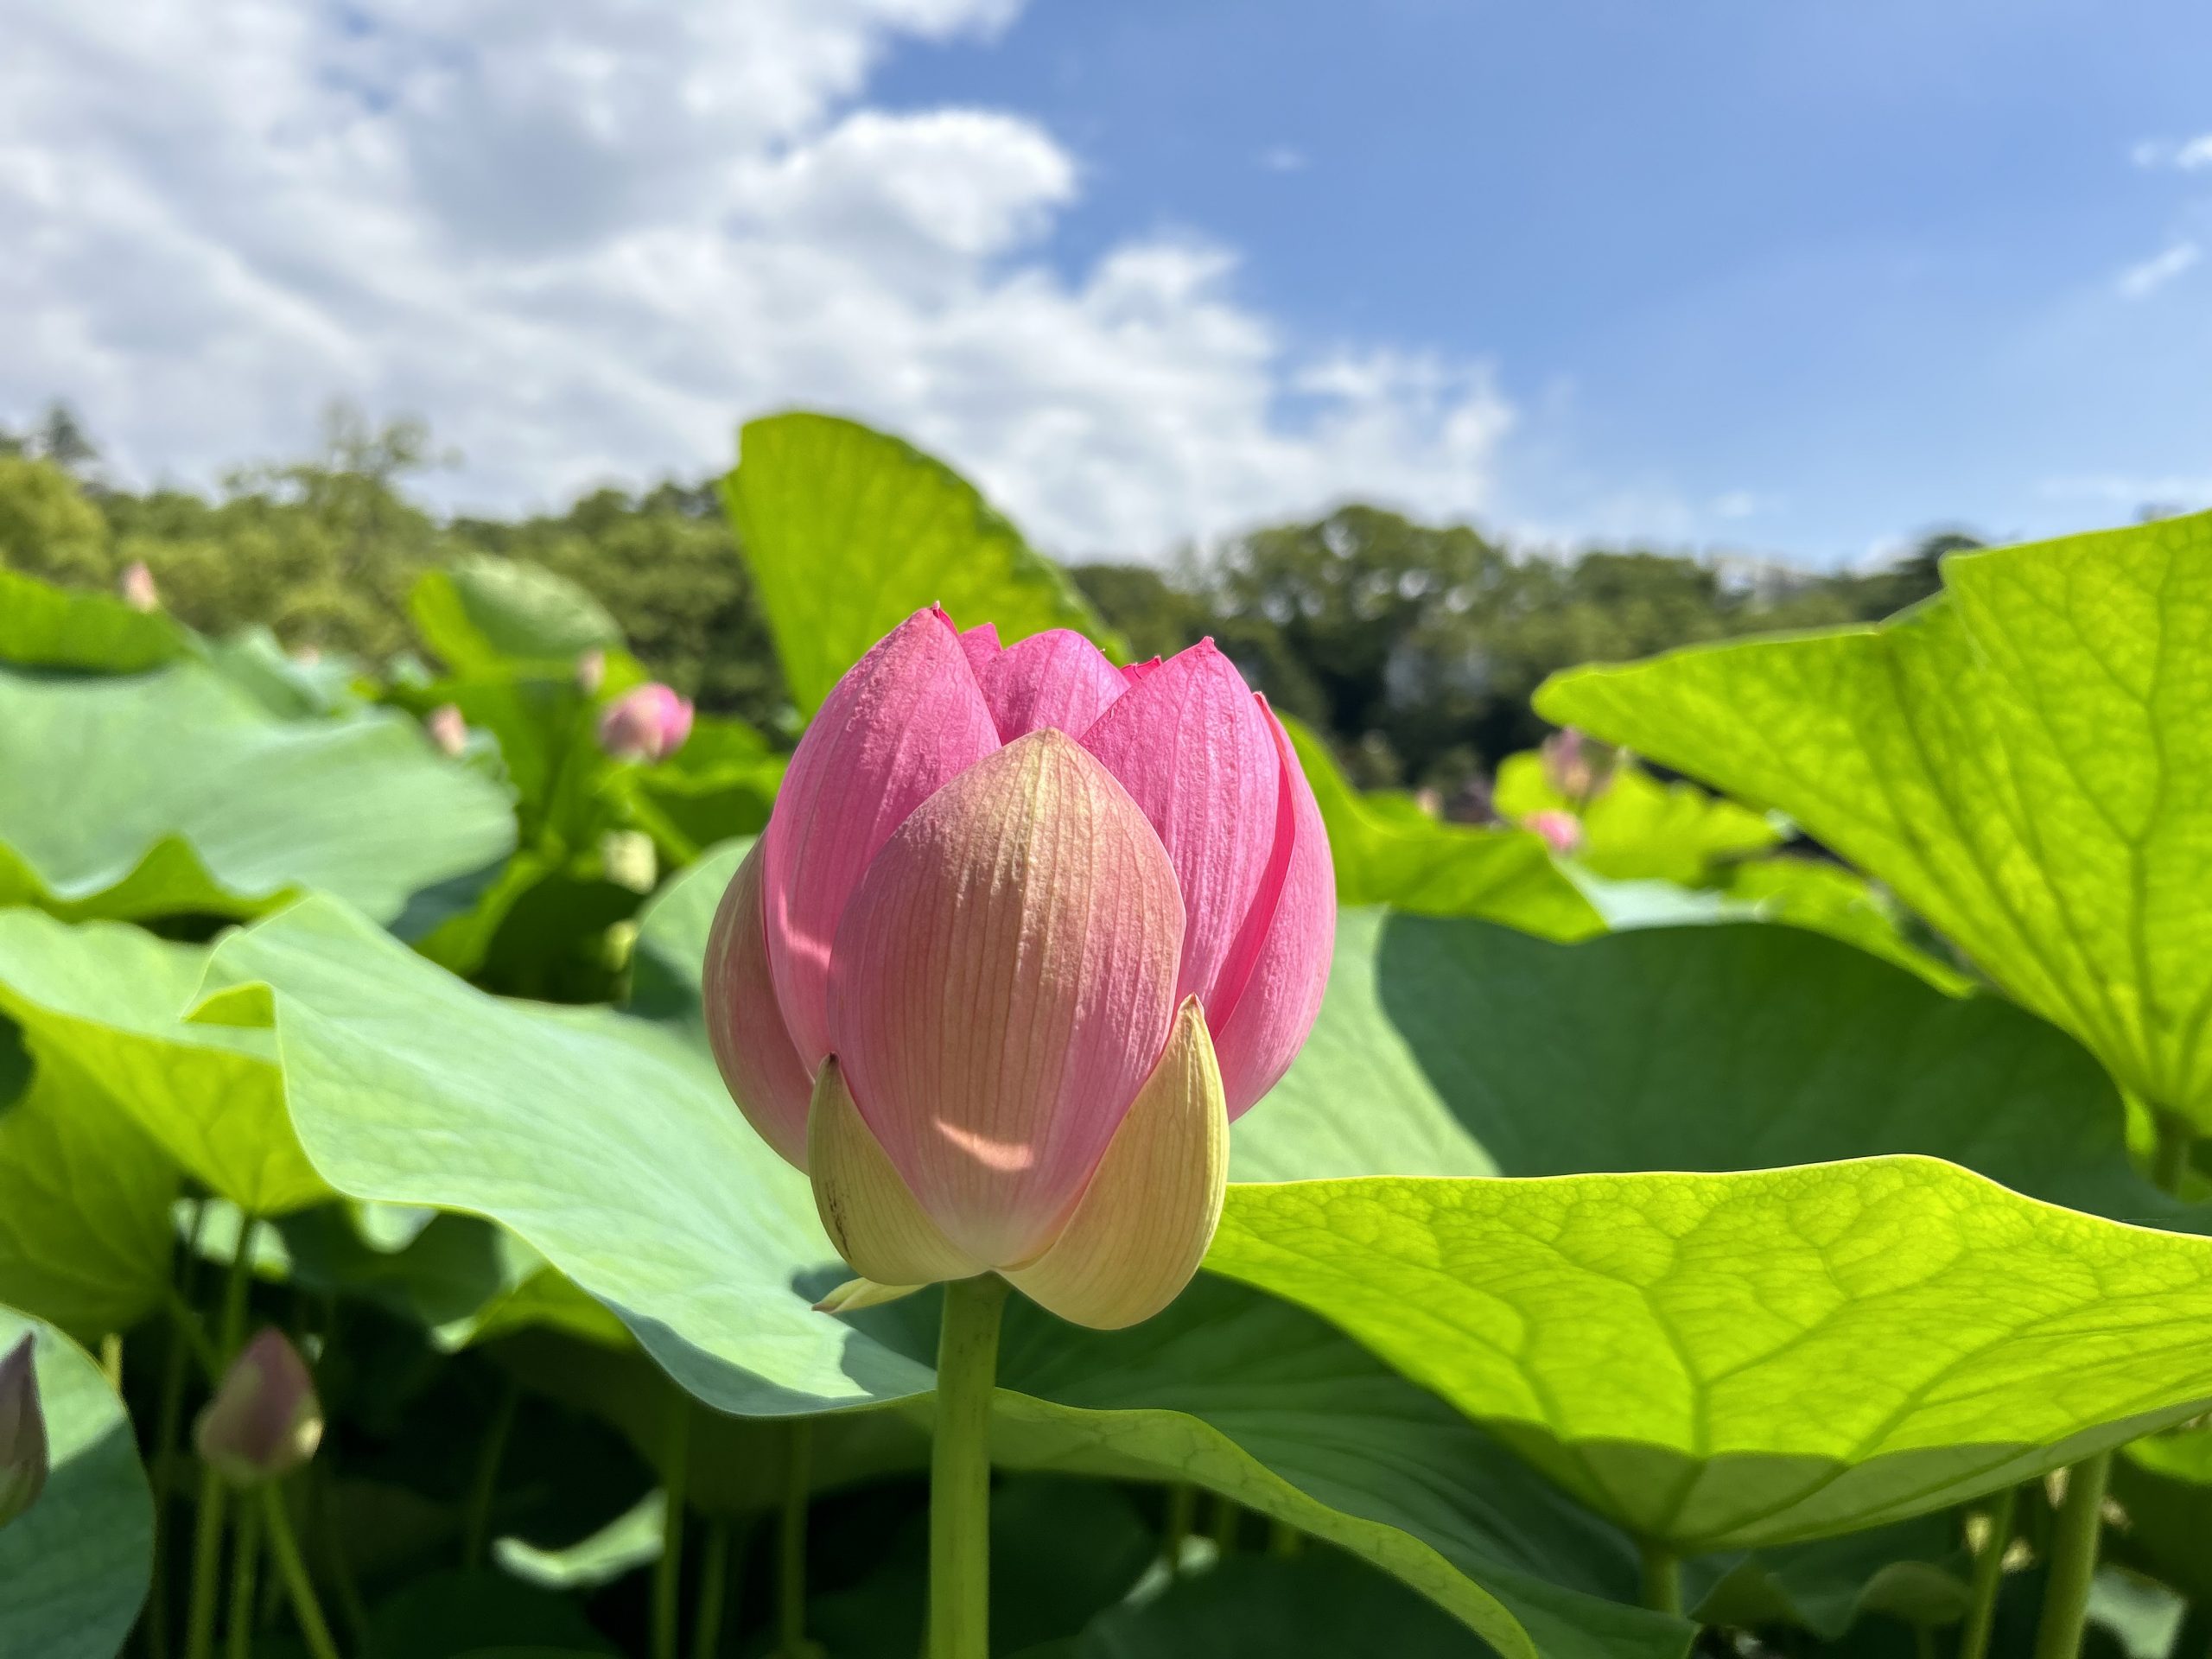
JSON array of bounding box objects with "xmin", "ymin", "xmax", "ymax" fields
[
  {"xmin": 575, "ymin": 648, "xmax": 607, "ymax": 696},
  {"xmin": 426, "ymin": 702, "xmax": 467, "ymax": 757},
  {"xmin": 194, "ymin": 1329, "xmax": 322, "ymax": 1488},
  {"xmin": 597, "ymin": 683, "xmax": 693, "ymax": 763},
  {"xmin": 1523, "ymin": 809, "xmax": 1583, "ymax": 855},
  {"xmin": 119, "ymin": 561, "xmax": 160, "ymax": 613},
  {"xmin": 0, "ymin": 1335, "xmax": 48, "ymax": 1531},
  {"xmin": 703, "ymin": 610, "xmax": 1334, "ymax": 1330}
]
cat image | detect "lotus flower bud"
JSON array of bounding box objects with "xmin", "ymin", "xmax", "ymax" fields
[
  {"xmin": 575, "ymin": 647, "xmax": 607, "ymax": 696},
  {"xmin": 194, "ymin": 1329, "xmax": 322, "ymax": 1488},
  {"xmin": 597, "ymin": 683, "xmax": 694, "ymax": 763},
  {"xmin": 425, "ymin": 702, "xmax": 468, "ymax": 757},
  {"xmin": 1523, "ymin": 809, "xmax": 1583, "ymax": 855},
  {"xmin": 704, "ymin": 609, "xmax": 1334, "ymax": 1330},
  {"xmin": 0, "ymin": 1335, "xmax": 48, "ymax": 1531},
  {"xmin": 119, "ymin": 560, "xmax": 160, "ymax": 613}
]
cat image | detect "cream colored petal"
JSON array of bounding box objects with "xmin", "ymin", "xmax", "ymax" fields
[
  {"xmin": 813, "ymin": 1277, "xmax": 927, "ymax": 1314},
  {"xmin": 1003, "ymin": 997, "xmax": 1227, "ymax": 1330},
  {"xmin": 808, "ymin": 1058, "xmax": 984, "ymax": 1288}
]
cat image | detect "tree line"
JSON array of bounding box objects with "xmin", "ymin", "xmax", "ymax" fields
[{"xmin": 1, "ymin": 401, "xmax": 1968, "ymax": 792}]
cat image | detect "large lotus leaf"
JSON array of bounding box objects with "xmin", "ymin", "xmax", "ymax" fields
[
  {"xmin": 0, "ymin": 659, "xmax": 514, "ymax": 928},
  {"xmin": 1242, "ymin": 908, "xmax": 2192, "ymax": 1233},
  {"xmin": 410, "ymin": 556, "xmax": 623, "ymax": 676},
  {"xmin": 1492, "ymin": 751, "xmax": 1781, "ymax": 885},
  {"xmin": 723, "ymin": 411, "xmax": 1123, "ymax": 715},
  {"xmin": 0, "ymin": 1306, "xmax": 153, "ymax": 1659},
  {"xmin": 0, "ymin": 569, "xmax": 193, "ymax": 672},
  {"xmin": 0, "ymin": 911, "xmax": 324, "ymax": 1215},
  {"xmin": 1538, "ymin": 512, "xmax": 2212, "ymax": 1131},
  {"xmin": 1719, "ymin": 857, "xmax": 1974, "ymax": 995},
  {"xmin": 1685, "ymin": 1514, "xmax": 1969, "ymax": 1640},
  {"xmin": 1205, "ymin": 1160, "xmax": 2212, "ymax": 1552},
  {"xmin": 0, "ymin": 1049, "xmax": 177, "ymax": 1338},
  {"xmin": 1281, "ymin": 718, "xmax": 1601, "ymax": 937},
  {"xmin": 200, "ymin": 896, "xmax": 1688, "ymax": 1659}
]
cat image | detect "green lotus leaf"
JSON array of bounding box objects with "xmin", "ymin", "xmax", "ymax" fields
[
  {"xmin": 199, "ymin": 894, "xmax": 1688, "ymax": 1659},
  {"xmin": 1537, "ymin": 512, "xmax": 2212, "ymax": 1131},
  {"xmin": 1492, "ymin": 751, "xmax": 1781, "ymax": 884},
  {"xmin": 0, "ymin": 1306, "xmax": 153, "ymax": 1659},
  {"xmin": 724, "ymin": 411, "xmax": 1123, "ymax": 715},
  {"xmin": 0, "ymin": 910, "xmax": 324, "ymax": 1216},
  {"xmin": 1281, "ymin": 717, "xmax": 1600, "ymax": 936},
  {"xmin": 0, "ymin": 659, "xmax": 514, "ymax": 929},
  {"xmin": 1205, "ymin": 1160, "xmax": 2212, "ymax": 1552},
  {"xmin": 0, "ymin": 568, "xmax": 191, "ymax": 673},
  {"xmin": 410, "ymin": 556, "xmax": 623, "ymax": 676},
  {"xmin": 1240, "ymin": 908, "xmax": 2191, "ymax": 1235},
  {"xmin": 2109, "ymin": 1429, "xmax": 2212, "ymax": 1602}
]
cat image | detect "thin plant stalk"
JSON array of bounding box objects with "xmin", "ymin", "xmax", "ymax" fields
[
  {"xmin": 313, "ymin": 1463, "xmax": 368, "ymax": 1644},
  {"xmin": 461, "ymin": 1379, "xmax": 521, "ymax": 1570},
  {"xmin": 102, "ymin": 1332, "xmax": 124, "ymax": 1392},
  {"xmin": 1267, "ymin": 1518, "xmax": 1304, "ymax": 1559},
  {"xmin": 1160, "ymin": 1484, "xmax": 1197, "ymax": 1579},
  {"xmin": 261, "ymin": 1487, "xmax": 340, "ymax": 1659},
  {"xmin": 1637, "ymin": 1541, "xmax": 1681, "ymax": 1616},
  {"xmin": 149, "ymin": 1197, "xmax": 212, "ymax": 1659},
  {"xmin": 654, "ymin": 1403, "xmax": 692, "ymax": 1659},
  {"xmin": 2032, "ymin": 1452, "xmax": 2111, "ymax": 1659},
  {"xmin": 184, "ymin": 1220, "xmax": 262, "ymax": 1659},
  {"xmin": 1958, "ymin": 1485, "xmax": 2017, "ymax": 1659},
  {"xmin": 225, "ymin": 1493, "xmax": 263, "ymax": 1659},
  {"xmin": 928, "ymin": 1275, "xmax": 1007, "ymax": 1659},
  {"xmin": 691, "ymin": 1517, "xmax": 730, "ymax": 1659},
  {"xmin": 2153, "ymin": 1111, "xmax": 2194, "ymax": 1194},
  {"xmin": 1207, "ymin": 1493, "xmax": 1239, "ymax": 1553},
  {"xmin": 779, "ymin": 1418, "xmax": 813, "ymax": 1656}
]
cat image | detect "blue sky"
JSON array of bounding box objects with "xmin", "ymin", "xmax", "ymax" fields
[
  {"xmin": 874, "ymin": 0, "xmax": 2212, "ymax": 562},
  {"xmin": 4, "ymin": 0, "xmax": 2208, "ymax": 567}
]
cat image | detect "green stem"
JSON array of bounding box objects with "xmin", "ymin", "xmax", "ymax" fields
[
  {"xmin": 1161, "ymin": 1484, "xmax": 1197, "ymax": 1579},
  {"xmin": 779, "ymin": 1418, "xmax": 812, "ymax": 1656},
  {"xmin": 1267, "ymin": 1517, "xmax": 1304, "ymax": 1558},
  {"xmin": 1208, "ymin": 1493, "xmax": 1239, "ymax": 1553},
  {"xmin": 2032, "ymin": 1452, "xmax": 2111, "ymax": 1659},
  {"xmin": 148, "ymin": 1301, "xmax": 206, "ymax": 1659},
  {"xmin": 185, "ymin": 1223, "xmax": 262, "ymax": 1659},
  {"xmin": 102, "ymin": 1332, "xmax": 124, "ymax": 1392},
  {"xmin": 928, "ymin": 1275, "xmax": 1007, "ymax": 1659},
  {"xmin": 2153, "ymin": 1111, "xmax": 2194, "ymax": 1193},
  {"xmin": 1637, "ymin": 1540, "xmax": 1681, "ymax": 1616},
  {"xmin": 691, "ymin": 1517, "xmax": 730, "ymax": 1659},
  {"xmin": 225, "ymin": 1494, "xmax": 263, "ymax": 1659},
  {"xmin": 262, "ymin": 1488, "xmax": 340, "ymax": 1659},
  {"xmin": 654, "ymin": 1403, "xmax": 691, "ymax": 1659},
  {"xmin": 2171, "ymin": 1602, "xmax": 2212, "ymax": 1659},
  {"xmin": 1958, "ymin": 1485, "xmax": 2017, "ymax": 1659},
  {"xmin": 460, "ymin": 1380, "xmax": 520, "ymax": 1570}
]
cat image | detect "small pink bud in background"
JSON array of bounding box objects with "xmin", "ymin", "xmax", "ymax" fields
[
  {"xmin": 0, "ymin": 1334, "xmax": 48, "ymax": 1531},
  {"xmin": 704, "ymin": 609, "xmax": 1333, "ymax": 1329},
  {"xmin": 119, "ymin": 560, "xmax": 160, "ymax": 613},
  {"xmin": 575, "ymin": 648, "xmax": 607, "ymax": 696},
  {"xmin": 1541, "ymin": 728, "xmax": 1592, "ymax": 800},
  {"xmin": 1523, "ymin": 809, "xmax": 1583, "ymax": 855},
  {"xmin": 597, "ymin": 683, "xmax": 693, "ymax": 763},
  {"xmin": 194, "ymin": 1329, "xmax": 322, "ymax": 1488},
  {"xmin": 426, "ymin": 703, "xmax": 467, "ymax": 757}
]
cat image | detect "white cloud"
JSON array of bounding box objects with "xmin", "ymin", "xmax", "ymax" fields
[
  {"xmin": 2039, "ymin": 474, "xmax": 2212, "ymax": 512},
  {"xmin": 1255, "ymin": 145, "xmax": 1306, "ymax": 174},
  {"xmin": 2114, "ymin": 241, "xmax": 2201, "ymax": 300},
  {"xmin": 0, "ymin": 0, "xmax": 1514, "ymax": 556},
  {"xmin": 2136, "ymin": 133, "xmax": 2212, "ymax": 171}
]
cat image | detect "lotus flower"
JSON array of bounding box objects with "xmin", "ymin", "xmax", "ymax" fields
[
  {"xmin": 194, "ymin": 1329, "xmax": 322, "ymax": 1488},
  {"xmin": 575, "ymin": 647, "xmax": 607, "ymax": 696},
  {"xmin": 1523, "ymin": 808, "xmax": 1583, "ymax": 855},
  {"xmin": 597, "ymin": 683, "xmax": 694, "ymax": 763},
  {"xmin": 0, "ymin": 1335, "xmax": 47, "ymax": 1531},
  {"xmin": 119, "ymin": 560, "xmax": 160, "ymax": 613},
  {"xmin": 425, "ymin": 702, "xmax": 468, "ymax": 757},
  {"xmin": 705, "ymin": 608, "xmax": 1334, "ymax": 1329}
]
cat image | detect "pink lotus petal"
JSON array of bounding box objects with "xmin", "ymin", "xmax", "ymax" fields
[
  {"xmin": 1120, "ymin": 658, "xmax": 1162, "ymax": 687},
  {"xmin": 762, "ymin": 607, "xmax": 1001, "ymax": 1064},
  {"xmin": 703, "ymin": 840, "xmax": 816, "ymax": 1167},
  {"xmin": 958, "ymin": 620, "xmax": 1001, "ymax": 682},
  {"xmin": 1080, "ymin": 639, "xmax": 1282, "ymax": 1029},
  {"xmin": 827, "ymin": 730, "xmax": 1185, "ymax": 1267},
  {"xmin": 1209, "ymin": 698, "xmax": 1337, "ymax": 1118},
  {"xmin": 974, "ymin": 628, "xmax": 1128, "ymax": 741}
]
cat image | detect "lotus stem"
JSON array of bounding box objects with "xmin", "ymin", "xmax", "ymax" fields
[
  {"xmin": 461, "ymin": 1378, "xmax": 520, "ymax": 1570},
  {"xmin": 928, "ymin": 1274, "xmax": 1007, "ymax": 1659},
  {"xmin": 654, "ymin": 1402, "xmax": 691, "ymax": 1659},
  {"xmin": 691, "ymin": 1516, "xmax": 730, "ymax": 1659},
  {"xmin": 2155, "ymin": 1111, "xmax": 2195, "ymax": 1194},
  {"xmin": 778, "ymin": 1418, "xmax": 812, "ymax": 1656},
  {"xmin": 261, "ymin": 1487, "xmax": 340, "ymax": 1659},
  {"xmin": 1958, "ymin": 1485, "xmax": 2017, "ymax": 1659},
  {"xmin": 1637, "ymin": 1540, "xmax": 1681, "ymax": 1616},
  {"xmin": 1208, "ymin": 1492, "xmax": 1240, "ymax": 1553},
  {"xmin": 1161, "ymin": 1484, "xmax": 1197, "ymax": 1577},
  {"xmin": 185, "ymin": 1220, "xmax": 261, "ymax": 1659},
  {"xmin": 225, "ymin": 1491, "xmax": 262, "ymax": 1659},
  {"xmin": 2032, "ymin": 1452, "xmax": 2110, "ymax": 1659}
]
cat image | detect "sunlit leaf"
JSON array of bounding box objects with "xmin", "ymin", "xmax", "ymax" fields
[
  {"xmin": 0, "ymin": 568, "xmax": 190, "ymax": 673},
  {"xmin": 1539, "ymin": 513, "xmax": 2212, "ymax": 1129},
  {"xmin": 0, "ymin": 1306, "xmax": 152, "ymax": 1659},
  {"xmin": 1207, "ymin": 1159, "xmax": 2212, "ymax": 1550},
  {"xmin": 1492, "ymin": 751, "xmax": 1780, "ymax": 884},
  {"xmin": 724, "ymin": 411, "xmax": 1122, "ymax": 715},
  {"xmin": 410, "ymin": 556, "xmax": 623, "ymax": 676},
  {"xmin": 0, "ymin": 660, "xmax": 514, "ymax": 930}
]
